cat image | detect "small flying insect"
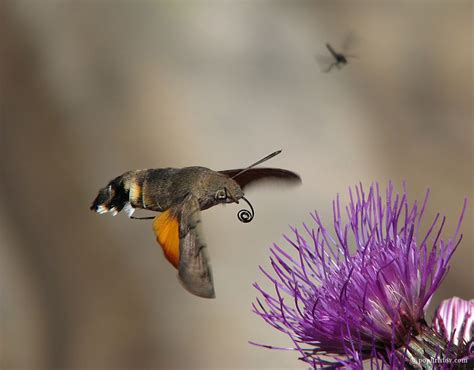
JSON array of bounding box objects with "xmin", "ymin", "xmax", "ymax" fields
[
  {"xmin": 315, "ymin": 33, "xmax": 358, "ymax": 73},
  {"xmin": 324, "ymin": 43, "xmax": 349, "ymax": 72},
  {"xmin": 91, "ymin": 150, "xmax": 301, "ymax": 298}
]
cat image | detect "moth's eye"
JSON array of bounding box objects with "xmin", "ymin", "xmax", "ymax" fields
[{"xmin": 215, "ymin": 189, "xmax": 227, "ymax": 200}]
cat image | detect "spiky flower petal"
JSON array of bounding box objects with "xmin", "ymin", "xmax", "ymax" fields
[
  {"xmin": 253, "ymin": 183, "xmax": 466, "ymax": 367},
  {"xmin": 434, "ymin": 297, "xmax": 474, "ymax": 354}
]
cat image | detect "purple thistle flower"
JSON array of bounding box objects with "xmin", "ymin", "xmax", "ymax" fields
[
  {"xmin": 253, "ymin": 183, "xmax": 467, "ymax": 368},
  {"xmin": 433, "ymin": 297, "xmax": 474, "ymax": 355}
]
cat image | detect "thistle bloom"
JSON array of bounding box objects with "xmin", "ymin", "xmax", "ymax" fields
[
  {"xmin": 253, "ymin": 183, "xmax": 467, "ymax": 368},
  {"xmin": 434, "ymin": 297, "xmax": 474, "ymax": 354}
]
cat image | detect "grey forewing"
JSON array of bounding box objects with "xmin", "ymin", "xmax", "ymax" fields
[{"xmin": 219, "ymin": 168, "xmax": 301, "ymax": 190}]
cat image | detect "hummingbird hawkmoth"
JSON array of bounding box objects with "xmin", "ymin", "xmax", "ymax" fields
[{"xmin": 91, "ymin": 150, "xmax": 301, "ymax": 298}]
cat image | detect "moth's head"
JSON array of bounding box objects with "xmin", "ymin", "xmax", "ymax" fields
[{"xmin": 209, "ymin": 174, "xmax": 244, "ymax": 206}]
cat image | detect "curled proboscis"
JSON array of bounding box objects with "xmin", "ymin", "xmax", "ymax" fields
[{"xmin": 238, "ymin": 196, "xmax": 255, "ymax": 223}]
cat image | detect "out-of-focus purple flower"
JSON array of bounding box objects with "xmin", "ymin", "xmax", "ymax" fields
[
  {"xmin": 434, "ymin": 297, "xmax": 474, "ymax": 353},
  {"xmin": 253, "ymin": 183, "xmax": 467, "ymax": 368}
]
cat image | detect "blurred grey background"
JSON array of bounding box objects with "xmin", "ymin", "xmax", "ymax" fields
[{"xmin": 1, "ymin": 1, "xmax": 472, "ymax": 369}]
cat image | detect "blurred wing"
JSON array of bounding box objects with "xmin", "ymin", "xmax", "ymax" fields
[
  {"xmin": 315, "ymin": 53, "xmax": 336, "ymax": 71},
  {"xmin": 152, "ymin": 195, "xmax": 215, "ymax": 298},
  {"xmin": 177, "ymin": 195, "xmax": 215, "ymax": 298},
  {"xmin": 219, "ymin": 168, "xmax": 301, "ymax": 190},
  {"xmin": 342, "ymin": 31, "xmax": 358, "ymax": 54}
]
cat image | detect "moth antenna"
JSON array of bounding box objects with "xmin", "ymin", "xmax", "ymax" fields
[
  {"xmin": 231, "ymin": 149, "xmax": 282, "ymax": 180},
  {"xmin": 237, "ymin": 196, "xmax": 255, "ymax": 223}
]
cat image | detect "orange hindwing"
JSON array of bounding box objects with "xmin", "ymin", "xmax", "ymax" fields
[{"xmin": 153, "ymin": 210, "xmax": 180, "ymax": 268}]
